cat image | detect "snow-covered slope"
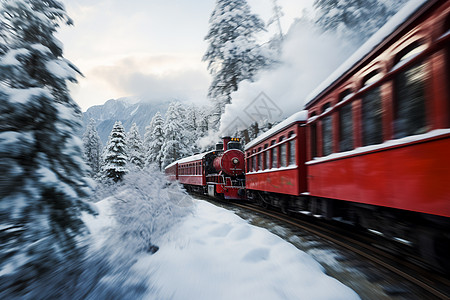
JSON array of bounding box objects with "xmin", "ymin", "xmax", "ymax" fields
[{"xmin": 85, "ymin": 191, "xmax": 360, "ymax": 299}]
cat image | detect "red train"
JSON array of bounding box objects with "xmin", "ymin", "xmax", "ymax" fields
[
  {"xmin": 167, "ymin": 0, "xmax": 449, "ymax": 269},
  {"xmin": 165, "ymin": 137, "xmax": 246, "ymax": 200}
]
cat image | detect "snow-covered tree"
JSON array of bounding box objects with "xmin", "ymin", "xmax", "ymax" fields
[
  {"xmin": 203, "ymin": 0, "xmax": 273, "ymax": 127},
  {"xmin": 161, "ymin": 102, "xmax": 190, "ymax": 168},
  {"xmin": 0, "ymin": 0, "xmax": 94, "ymax": 295},
  {"xmin": 313, "ymin": 0, "xmax": 409, "ymax": 44},
  {"xmin": 197, "ymin": 106, "xmax": 210, "ymax": 136},
  {"xmin": 267, "ymin": 0, "xmax": 284, "ymax": 52},
  {"xmin": 102, "ymin": 121, "xmax": 128, "ymax": 182},
  {"xmin": 144, "ymin": 112, "xmax": 165, "ymax": 170},
  {"xmin": 126, "ymin": 123, "xmax": 145, "ymax": 170},
  {"xmin": 83, "ymin": 118, "xmax": 102, "ymax": 177}
]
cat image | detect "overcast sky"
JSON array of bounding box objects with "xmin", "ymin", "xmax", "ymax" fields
[{"xmin": 58, "ymin": 0, "xmax": 314, "ymax": 111}]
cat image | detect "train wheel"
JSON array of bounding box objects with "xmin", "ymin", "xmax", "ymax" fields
[
  {"xmin": 256, "ymin": 193, "xmax": 268, "ymax": 208},
  {"xmin": 280, "ymin": 200, "xmax": 288, "ymax": 215},
  {"xmin": 418, "ymin": 229, "xmax": 450, "ymax": 273}
]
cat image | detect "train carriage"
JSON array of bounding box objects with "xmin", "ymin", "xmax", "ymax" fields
[
  {"xmin": 303, "ymin": 0, "xmax": 450, "ymax": 266},
  {"xmin": 245, "ymin": 111, "xmax": 308, "ymax": 209}
]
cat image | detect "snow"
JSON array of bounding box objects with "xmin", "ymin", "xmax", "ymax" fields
[
  {"xmin": 165, "ymin": 151, "xmax": 211, "ymax": 169},
  {"xmin": 245, "ymin": 110, "xmax": 307, "ymax": 150},
  {"xmin": 84, "ymin": 197, "xmax": 359, "ymax": 300},
  {"xmin": 129, "ymin": 104, "xmax": 140, "ymax": 116},
  {"xmin": 304, "ymin": 0, "xmax": 428, "ymax": 107},
  {"xmin": 30, "ymin": 44, "xmax": 51, "ymax": 55},
  {"xmin": 0, "ymin": 48, "xmax": 30, "ymax": 66},
  {"xmin": 4, "ymin": 86, "xmax": 52, "ymax": 104},
  {"xmin": 46, "ymin": 59, "xmax": 77, "ymax": 79},
  {"xmin": 307, "ymin": 129, "xmax": 450, "ymax": 165},
  {"xmin": 247, "ymin": 164, "xmax": 298, "ymax": 175}
]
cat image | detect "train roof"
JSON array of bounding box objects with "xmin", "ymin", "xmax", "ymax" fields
[
  {"xmin": 164, "ymin": 151, "xmax": 213, "ymax": 170},
  {"xmin": 245, "ymin": 110, "xmax": 308, "ymax": 150},
  {"xmin": 304, "ymin": 0, "xmax": 430, "ymax": 108}
]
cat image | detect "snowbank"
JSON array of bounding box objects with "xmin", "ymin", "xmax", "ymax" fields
[
  {"xmin": 86, "ymin": 197, "xmax": 359, "ymax": 299},
  {"xmin": 82, "ymin": 166, "xmax": 359, "ymax": 299}
]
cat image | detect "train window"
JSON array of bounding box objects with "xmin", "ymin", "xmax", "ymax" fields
[
  {"xmin": 339, "ymin": 89, "xmax": 353, "ymax": 103},
  {"xmin": 272, "ymin": 147, "xmax": 278, "ymax": 168},
  {"xmin": 311, "ymin": 123, "xmax": 318, "ymax": 158},
  {"xmin": 289, "ymin": 140, "xmax": 295, "ymax": 165},
  {"xmin": 362, "ymin": 72, "xmax": 383, "ymax": 146},
  {"xmin": 257, "ymin": 153, "xmax": 262, "ymax": 171},
  {"xmin": 309, "ymin": 112, "xmax": 317, "ymax": 159},
  {"xmin": 322, "ymin": 103, "xmax": 333, "ymax": 156},
  {"xmin": 280, "ymin": 143, "xmax": 287, "ymax": 167},
  {"xmin": 288, "ymin": 132, "xmax": 295, "ymax": 166},
  {"xmin": 363, "ymin": 70, "xmax": 382, "ymax": 87},
  {"xmin": 252, "ymin": 154, "xmax": 257, "ymax": 171},
  {"xmin": 446, "ymin": 17, "xmax": 450, "ymax": 126},
  {"xmin": 394, "ymin": 43, "xmax": 428, "ymax": 138},
  {"xmin": 394, "ymin": 41, "xmax": 426, "ymax": 68},
  {"xmin": 339, "ymin": 102, "xmax": 353, "ymax": 152},
  {"xmin": 228, "ymin": 142, "xmax": 242, "ymax": 150},
  {"xmin": 264, "ymin": 144, "xmax": 268, "ymax": 169},
  {"xmin": 247, "ymin": 154, "xmax": 251, "ymax": 172},
  {"xmin": 279, "ymin": 137, "xmax": 286, "ymax": 167}
]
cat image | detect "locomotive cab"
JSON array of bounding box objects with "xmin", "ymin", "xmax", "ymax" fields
[{"xmin": 227, "ymin": 141, "xmax": 242, "ymax": 150}]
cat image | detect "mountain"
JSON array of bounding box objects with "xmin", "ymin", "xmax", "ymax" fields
[{"xmin": 81, "ymin": 98, "xmax": 171, "ymax": 145}]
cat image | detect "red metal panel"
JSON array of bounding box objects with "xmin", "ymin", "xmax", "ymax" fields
[
  {"xmin": 246, "ymin": 168, "xmax": 301, "ymax": 196},
  {"xmin": 165, "ymin": 164, "xmax": 178, "ymax": 181},
  {"xmin": 178, "ymin": 175, "xmax": 204, "ymax": 186},
  {"xmin": 213, "ymin": 149, "xmax": 245, "ymax": 176},
  {"xmin": 307, "ymin": 135, "xmax": 450, "ymax": 217},
  {"xmin": 223, "ymin": 187, "xmax": 245, "ymax": 200}
]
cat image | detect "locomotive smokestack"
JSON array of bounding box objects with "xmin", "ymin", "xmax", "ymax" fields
[{"xmin": 222, "ymin": 136, "xmax": 231, "ymax": 151}]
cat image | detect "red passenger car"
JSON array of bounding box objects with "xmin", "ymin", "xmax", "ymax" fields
[
  {"xmin": 303, "ymin": 0, "xmax": 449, "ymax": 266},
  {"xmin": 245, "ymin": 111, "xmax": 308, "ymax": 209}
]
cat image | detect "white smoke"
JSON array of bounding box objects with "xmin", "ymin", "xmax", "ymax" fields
[{"xmin": 219, "ymin": 20, "xmax": 357, "ymax": 135}]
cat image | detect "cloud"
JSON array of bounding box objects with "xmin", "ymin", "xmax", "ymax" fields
[{"xmin": 89, "ymin": 54, "xmax": 210, "ymax": 104}]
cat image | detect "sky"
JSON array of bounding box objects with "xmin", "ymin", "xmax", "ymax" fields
[{"xmin": 57, "ymin": 0, "xmax": 314, "ymax": 111}]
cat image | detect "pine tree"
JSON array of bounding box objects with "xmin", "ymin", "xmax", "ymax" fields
[
  {"xmin": 102, "ymin": 121, "xmax": 128, "ymax": 182},
  {"xmin": 0, "ymin": 0, "xmax": 93, "ymax": 295},
  {"xmin": 203, "ymin": 0, "xmax": 272, "ymax": 127},
  {"xmin": 126, "ymin": 123, "xmax": 145, "ymax": 170},
  {"xmin": 184, "ymin": 105, "xmax": 201, "ymax": 153},
  {"xmin": 197, "ymin": 106, "xmax": 210, "ymax": 136},
  {"xmin": 161, "ymin": 102, "xmax": 190, "ymax": 168},
  {"xmin": 83, "ymin": 118, "xmax": 102, "ymax": 177},
  {"xmin": 144, "ymin": 112, "xmax": 165, "ymax": 170},
  {"xmin": 313, "ymin": 0, "xmax": 409, "ymax": 44},
  {"xmin": 267, "ymin": 0, "xmax": 284, "ymax": 52}
]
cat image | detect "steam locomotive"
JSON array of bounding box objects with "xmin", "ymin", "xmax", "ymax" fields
[{"xmin": 165, "ymin": 137, "xmax": 246, "ymax": 200}]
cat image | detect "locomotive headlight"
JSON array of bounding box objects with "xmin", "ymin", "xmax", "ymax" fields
[{"xmin": 232, "ymin": 158, "xmax": 239, "ymax": 165}]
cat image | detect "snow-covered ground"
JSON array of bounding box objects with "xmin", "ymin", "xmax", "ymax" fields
[{"xmin": 85, "ymin": 196, "xmax": 360, "ymax": 300}]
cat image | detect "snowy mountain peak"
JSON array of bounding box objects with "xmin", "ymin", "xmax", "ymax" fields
[{"xmin": 81, "ymin": 98, "xmax": 170, "ymax": 145}]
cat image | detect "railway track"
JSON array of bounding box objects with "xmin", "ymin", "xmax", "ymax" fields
[{"xmin": 192, "ymin": 194, "xmax": 450, "ymax": 299}]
